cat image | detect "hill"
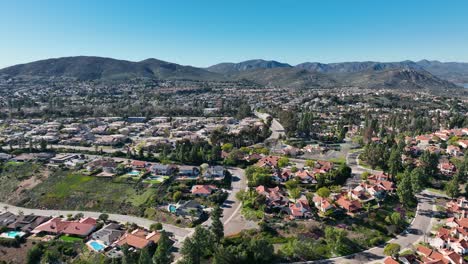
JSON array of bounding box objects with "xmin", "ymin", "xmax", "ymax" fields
[
  {"xmin": 206, "ymin": 59, "xmax": 292, "ymax": 74},
  {"xmin": 0, "ymin": 56, "xmax": 224, "ymax": 81}
]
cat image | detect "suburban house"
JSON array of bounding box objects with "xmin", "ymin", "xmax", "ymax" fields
[
  {"xmin": 294, "ymin": 169, "xmax": 316, "ymax": 184},
  {"xmin": 173, "ymin": 200, "xmax": 204, "ymax": 220},
  {"xmin": 336, "ymin": 194, "xmax": 362, "ymax": 216},
  {"xmin": 191, "ymin": 185, "xmax": 218, "ymax": 196},
  {"xmin": 33, "ymin": 217, "xmax": 97, "ymax": 237},
  {"xmin": 439, "ymin": 161, "xmax": 457, "ymax": 176},
  {"xmin": 256, "ymin": 185, "xmax": 288, "ymax": 209},
  {"xmin": 86, "ymin": 158, "xmax": 118, "ymax": 175},
  {"xmin": 0, "ymin": 212, "xmax": 17, "ymax": 226},
  {"xmin": 6, "ymin": 214, "xmax": 51, "ymax": 232},
  {"xmin": 312, "ymin": 195, "xmax": 336, "ymax": 213},
  {"xmin": 115, "ymin": 229, "xmax": 160, "ymax": 249},
  {"xmin": 203, "ymin": 166, "xmax": 225, "ymax": 180},
  {"xmin": 275, "ymin": 169, "xmax": 293, "ymax": 182},
  {"xmin": 256, "ymin": 156, "xmax": 281, "ymax": 168},
  {"xmin": 288, "ymin": 198, "xmax": 312, "ymax": 219},
  {"xmin": 177, "ymin": 166, "xmax": 200, "ymax": 179},
  {"xmin": 91, "ymin": 223, "xmax": 125, "ymax": 246},
  {"xmin": 151, "ymin": 163, "xmax": 176, "ymax": 176},
  {"xmin": 131, "ymin": 160, "xmax": 148, "ymax": 169}
]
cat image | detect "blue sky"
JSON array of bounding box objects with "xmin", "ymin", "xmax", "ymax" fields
[{"xmin": 1, "ymin": 0, "xmax": 468, "ymax": 68}]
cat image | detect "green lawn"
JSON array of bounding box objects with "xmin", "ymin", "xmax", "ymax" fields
[{"xmin": 59, "ymin": 235, "xmax": 84, "ymax": 243}]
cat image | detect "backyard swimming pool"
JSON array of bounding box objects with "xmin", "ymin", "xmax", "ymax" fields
[
  {"xmin": 88, "ymin": 240, "xmax": 106, "ymax": 252},
  {"xmin": 126, "ymin": 170, "xmax": 140, "ymax": 176},
  {"xmin": 0, "ymin": 230, "xmax": 26, "ymax": 239}
]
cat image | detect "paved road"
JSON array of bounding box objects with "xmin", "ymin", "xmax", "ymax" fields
[
  {"xmin": 254, "ymin": 111, "xmax": 286, "ymax": 141},
  {"xmin": 0, "ymin": 202, "xmax": 191, "ymax": 241}
]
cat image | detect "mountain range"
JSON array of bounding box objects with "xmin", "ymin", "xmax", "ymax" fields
[{"xmin": 1, "ymin": 56, "xmax": 468, "ymax": 91}]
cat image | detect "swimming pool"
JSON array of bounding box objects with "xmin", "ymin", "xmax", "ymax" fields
[
  {"xmin": 0, "ymin": 231, "xmax": 26, "ymax": 239},
  {"xmin": 88, "ymin": 240, "xmax": 106, "ymax": 252},
  {"xmin": 127, "ymin": 170, "xmax": 140, "ymax": 176},
  {"xmin": 168, "ymin": 204, "xmax": 177, "ymax": 213}
]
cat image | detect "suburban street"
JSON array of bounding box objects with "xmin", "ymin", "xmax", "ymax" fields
[{"xmin": 254, "ymin": 111, "xmax": 286, "ymax": 141}]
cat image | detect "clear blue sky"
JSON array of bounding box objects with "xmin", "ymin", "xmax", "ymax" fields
[{"xmin": 1, "ymin": 0, "xmax": 468, "ymax": 68}]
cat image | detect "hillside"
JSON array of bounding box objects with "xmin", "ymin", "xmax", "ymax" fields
[
  {"xmin": 231, "ymin": 68, "xmax": 337, "ymax": 88},
  {"xmin": 206, "ymin": 59, "xmax": 292, "ymax": 74},
  {"xmin": 0, "ymin": 56, "xmax": 224, "ymax": 81},
  {"xmin": 0, "ymin": 56, "xmax": 465, "ymax": 92}
]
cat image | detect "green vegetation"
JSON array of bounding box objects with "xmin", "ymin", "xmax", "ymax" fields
[{"xmin": 58, "ymin": 235, "xmax": 84, "ymax": 243}]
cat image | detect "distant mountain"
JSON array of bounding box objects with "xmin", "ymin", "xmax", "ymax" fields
[
  {"xmin": 0, "ymin": 56, "xmax": 224, "ymax": 81},
  {"xmin": 231, "ymin": 68, "xmax": 337, "ymax": 88},
  {"xmin": 415, "ymin": 60, "xmax": 468, "ymax": 84},
  {"xmin": 336, "ymin": 67, "xmax": 459, "ymax": 90},
  {"xmin": 0, "ymin": 56, "xmax": 464, "ymax": 92},
  {"xmin": 296, "ymin": 60, "xmax": 423, "ymax": 73},
  {"xmin": 206, "ymin": 59, "xmax": 292, "ymax": 74}
]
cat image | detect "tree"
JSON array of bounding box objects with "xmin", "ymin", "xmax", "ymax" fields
[
  {"xmin": 410, "ymin": 167, "xmax": 425, "ymax": 193},
  {"xmin": 150, "ymin": 222, "xmax": 163, "ymax": 231},
  {"xmin": 324, "ymin": 227, "xmax": 348, "ymax": 255},
  {"xmin": 27, "ymin": 244, "xmax": 44, "ymax": 264},
  {"xmin": 316, "ymin": 187, "xmax": 331, "ymax": 198},
  {"xmin": 290, "ymin": 188, "xmax": 301, "ymax": 202},
  {"xmin": 419, "ymin": 151, "xmax": 438, "ymax": 178},
  {"xmin": 305, "ymin": 159, "xmax": 315, "ymax": 168},
  {"xmin": 397, "ymin": 170, "xmax": 415, "ymax": 208},
  {"xmin": 210, "ymin": 205, "xmax": 224, "ymax": 242},
  {"xmin": 284, "ymin": 179, "xmax": 298, "ymax": 191},
  {"xmin": 249, "ymin": 238, "xmax": 274, "ymax": 263},
  {"xmin": 98, "ymin": 213, "xmax": 109, "ymax": 222},
  {"xmin": 153, "ymin": 231, "xmax": 172, "ymax": 264},
  {"xmin": 383, "ymin": 243, "xmax": 401, "ymax": 257},
  {"xmin": 40, "ymin": 139, "xmax": 47, "ymax": 151},
  {"xmin": 180, "ymin": 226, "xmax": 216, "ymax": 264},
  {"xmin": 445, "ymin": 175, "xmax": 460, "ymax": 199},
  {"xmin": 138, "ymin": 247, "xmax": 152, "ymax": 264},
  {"xmin": 173, "ymin": 191, "xmax": 182, "ymax": 202},
  {"xmin": 388, "ymin": 147, "xmax": 402, "ymax": 181},
  {"xmin": 221, "ymin": 143, "xmax": 234, "ymax": 152},
  {"xmin": 278, "ymin": 157, "xmax": 290, "ymax": 168},
  {"xmin": 74, "ymin": 213, "xmax": 84, "ymax": 220}
]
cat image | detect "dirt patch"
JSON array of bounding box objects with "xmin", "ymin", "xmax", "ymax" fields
[{"xmin": 0, "ymin": 240, "xmax": 35, "ymax": 264}]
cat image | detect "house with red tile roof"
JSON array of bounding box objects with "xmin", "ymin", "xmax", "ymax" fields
[
  {"xmin": 457, "ymin": 140, "xmax": 468, "ymax": 149},
  {"xmin": 131, "ymin": 160, "xmax": 148, "ymax": 169},
  {"xmin": 294, "ymin": 169, "xmax": 316, "ymax": 184},
  {"xmin": 383, "ymin": 257, "xmax": 399, "ymax": 264},
  {"xmin": 312, "ymin": 195, "xmax": 336, "ymax": 213},
  {"xmin": 447, "ymin": 145, "xmax": 463, "ymax": 157},
  {"xmin": 115, "ymin": 229, "xmax": 161, "ymax": 249},
  {"xmin": 439, "ymin": 161, "xmax": 457, "ymax": 176},
  {"xmin": 33, "ymin": 217, "xmax": 97, "ymax": 237},
  {"xmin": 191, "ymin": 184, "xmax": 218, "ymax": 196},
  {"xmin": 256, "ymin": 156, "xmax": 281, "ymax": 168},
  {"xmin": 288, "ymin": 198, "xmax": 312, "ymax": 220},
  {"xmin": 336, "ymin": 194, "xmax": 362, "ymax": 216},
  {"xmin": 256, "ymin": 185, "xmax": 288, "ymax": 209}
]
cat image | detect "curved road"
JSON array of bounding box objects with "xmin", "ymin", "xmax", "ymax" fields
[{"xmin": 0, "ymin": 167, "xmax": 252, "ymax": 244}]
